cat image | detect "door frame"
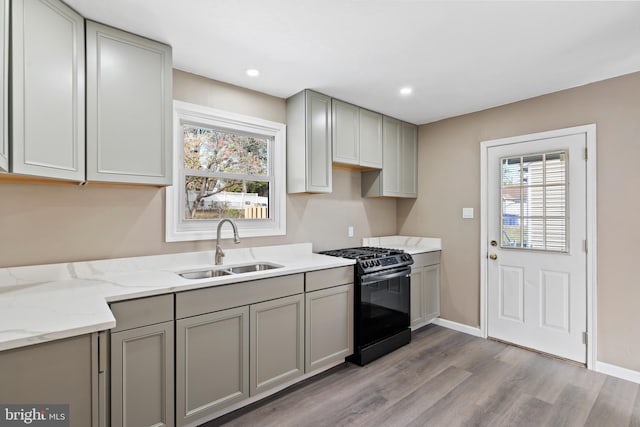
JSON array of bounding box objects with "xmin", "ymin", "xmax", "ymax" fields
[{"xmin": 480, "ymin": 124, "xmax": 597, "ymax": 369}]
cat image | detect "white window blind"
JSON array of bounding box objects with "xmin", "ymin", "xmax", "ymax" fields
[{"xmin": 500, "ymin": 151, "xmax": 568, "ymax": 252}]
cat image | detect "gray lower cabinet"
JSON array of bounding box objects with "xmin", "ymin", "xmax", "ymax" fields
[
  {"xmin": 0, "ymin": 334, "xmax": 99, "ymax": 427},
  {"xmin": 86, "ymin": 21, "xmax": 172, "ymax": 185},
  {"xmin": 410, "ymin": 266, "xmax": 425, "ymax": 327},
  {"xmin": 111, "ymin": 322, "xmax": 175, "ymax": 427},
  {"xmin": 176, "ymin": 306, "xmax": 250, "ymax": 427},
  {"xmin": 174, "ymin": 273, "xmax": 304, "ymax": 426},
  {"xmin": 0, "ymin": 0, "xmax": 7, "ymax": 172},
  {"xmin": 304, "ymin": 266, "xmax": 354, "ymax": 373},
  {"xmin": 175, "ymin": 294, "xmax": 305, "ymax": 426},
  {"xmin": 250, "ymin": 294, "xmax": 304, "ymax": 395},
  {"xmin": 410, "ymin": 251, "xmax": 441, "ymax": 329},
  {"xmin": 423, "ymin": 264, "xmax": 440, "ymax": 321},
  {"xmin": 10, "ymin": 0, "xmax": 85, "ymax": 181},
  {"xmin": 109, "ymin": 294, "xmax": 175, "ymax": 427},
  {"xmin": 305, "ymin": 283, "xmax": 354, "ymax": 372}
]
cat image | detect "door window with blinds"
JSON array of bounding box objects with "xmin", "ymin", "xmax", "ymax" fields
[{"xmin": 500, "ymin": 151, "xmax": 568, "ymax": 252}]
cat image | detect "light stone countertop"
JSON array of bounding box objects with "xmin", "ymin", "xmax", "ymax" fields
[
  {"xmin": 362, "ymin": 235, "xmax": 442, "ymax": 254},
  {"xmin": 0, "ymin": 243, "xmax": 354, "ymax": 352}
]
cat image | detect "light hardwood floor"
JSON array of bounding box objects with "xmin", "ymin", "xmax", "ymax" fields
[{"xmin": 206, "ymin": 325, "xmax": 640, "ymax": 427}]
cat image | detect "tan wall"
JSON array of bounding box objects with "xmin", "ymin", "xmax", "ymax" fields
[
  {"xmin": 0, "ymin": 69, "xmax": 396, "ymax": 267},
  {"xmin": 398, "ymin": 71, "xmax": 640, "ymax": 371}
]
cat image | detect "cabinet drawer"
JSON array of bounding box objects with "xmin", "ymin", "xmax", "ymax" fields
[
  {"xmin": 176, "ymin": 274, "xmax": 304, "ymax": 319},
  {"xmin": 110, "ymin": 294, "xmax": 174, "ymax": 333},
  {"xmin": 412, "ymin": 251, "xmax": 441, "ymax": 268},
  {"xmin": 305, "ymin": 266, "xmax": 354, "ymax": 292}
]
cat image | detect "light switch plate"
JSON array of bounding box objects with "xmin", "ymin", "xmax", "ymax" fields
[{"xmin": 462, "ymin": 208, "xmax": 474, "ymax": 219}]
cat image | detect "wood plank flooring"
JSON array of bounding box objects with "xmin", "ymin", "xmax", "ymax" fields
[{"xmin": 205, "ymin": 325, "xmax": 640, "ymax": 427}]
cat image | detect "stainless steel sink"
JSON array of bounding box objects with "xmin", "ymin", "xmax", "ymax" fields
[
  {"xmin": 225, "ymin": 263, "xmax": 282, "ymax": 274},
  {"xmin": 178, "ymin": 262, "xmax": 283, "ymax": 279},
  {"xmin": 179, "ymin": 269, "xmax": 233, "ymax": 280}
]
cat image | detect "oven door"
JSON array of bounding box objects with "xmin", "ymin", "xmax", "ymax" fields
[{"xmin": 356, "ymin": 266, "xmax": 411, "ymax": 348}]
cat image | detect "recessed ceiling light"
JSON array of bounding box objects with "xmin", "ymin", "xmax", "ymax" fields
[
  {"xmin": 246, "ymin": 69, "xmax": 260, "ymax": 77},
  {"xmin": 399, "ymin": 87, "xmax": 413, "ymax": 96}
]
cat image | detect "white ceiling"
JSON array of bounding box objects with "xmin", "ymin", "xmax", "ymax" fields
[{"xmin": 66, "ymin": 0, "xmax": 640, "ymax": 125}]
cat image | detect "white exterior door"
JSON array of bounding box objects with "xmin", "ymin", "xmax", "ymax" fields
[{"xmin": 487, "ymin": 133, "xmax": 587, "ymax": 363}]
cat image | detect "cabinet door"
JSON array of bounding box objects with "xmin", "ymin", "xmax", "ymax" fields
[
  {"xmin": 86, "ymin": 21, "xmax": 172, "ymax": 185},
  {"xmin": 11, "ymin": 0, "xmax": 85, "ymax": 180},
  {"xmin": 0, "ymin": 0, "xmax": 7, "ymax": 172},
  {"xmin": 250, "ymin": 294, "xmax": 304, "ymax": 395},
  {"xmin": 359, "ymin": 109, "xmax": 383, "ymax": 169},
  {"xmin": 305, "ymin": 284, "xmax": 354, "ymax": 373},
  {"xmin": 382, "ymin": 116, "xmax": 401, "ymax": 196},
  {"xmin": 0, "ymin": 335, "xmax": 95, "ymax": 427},
  {"xmin": 410, "ymin": 267, "xmax": 425, "ymax": 328},
  {"xmin": 305, "ymin": 90, "xmax": 332, "ymax": 192},
  {"xmin": 400, "ymin": 122, "xmax": 418, "ymax": 197},
  {"xmin": 176, "ymin": 306, "xmax": 249, "ymax": 426},
  {"xmin": 111, "ymin": 321, "xmax": 174, "ymax": 427},
  {"xmin": 332, "ymin": 99, "xmax": 359, "ymax": 166},
  {"xmin": 423, "ymin": 264, "xmax": 441, "ymax": 321}
]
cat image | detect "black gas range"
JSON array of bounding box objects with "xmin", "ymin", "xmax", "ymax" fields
[
  {"xmin": 320, "ymin": 247, "xmax": 414, "ymax": 274},
  {"xmin": 319, "ymin": 246, "xmax": 413, "ymax": 365}
]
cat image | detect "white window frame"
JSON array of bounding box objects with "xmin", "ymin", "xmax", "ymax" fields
[{"xmin": 166, "ymin": 101, "xmax": 286, "ymax": 242}]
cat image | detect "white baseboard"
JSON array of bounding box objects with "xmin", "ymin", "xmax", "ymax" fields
[
  {"xmin": 595, "ymin": 361, "xmax": 640, "ymax": 384},
  {"xmin": 432, "ymin": 318, "xmax": 484, "ymax": 338}
]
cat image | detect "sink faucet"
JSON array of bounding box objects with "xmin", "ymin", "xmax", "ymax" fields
[{"xmin": 215, "ymin": 219, "xmax": 241, "ymax": 265}]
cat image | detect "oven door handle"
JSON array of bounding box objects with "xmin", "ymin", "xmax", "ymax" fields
[{"xmin": 360, "ymin": 267, "xmax": 411, "ymax": 285}]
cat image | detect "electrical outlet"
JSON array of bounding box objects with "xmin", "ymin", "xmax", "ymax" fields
[{"xmin": 348, "ymin": 226, "xmax": 354, "ymax": 237}]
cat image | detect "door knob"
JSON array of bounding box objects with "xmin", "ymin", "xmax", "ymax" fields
[{"xmin": 489, "ymin": 254, "xmax": 498, "ymax": 260}]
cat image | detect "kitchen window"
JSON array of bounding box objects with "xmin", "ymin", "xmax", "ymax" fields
[{"xmin": 166, "ymin": 101, "xmax": 286, "ymax": 241}]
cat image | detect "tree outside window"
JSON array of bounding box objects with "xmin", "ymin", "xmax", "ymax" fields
[{"xmin": 182, "ymin": 126, "xmax": 271, "ymax": 221}]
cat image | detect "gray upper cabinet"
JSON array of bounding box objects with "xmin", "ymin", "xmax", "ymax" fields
[
  {"xmin": 361, "ymin": 117, "xmax": 417, "ymax": 198},
  {"xmin": 332, "ymin": 99, "xmax": 383, "ymax": 169},
  {"xmin": 11, "ymin": 0, "xmax": 85, "ymax": 181},
  {"xmin": 359, "ymin": 109, "xmax": 383, "ymax": 169},
  {"xmin": 0, "ymin": 0, "xmax": 7, "ymax": 172},
  {"xmin": 86, "ymin": 21, "xmax": 172, "ymax": 185},
  {"xmin": 286, "ymin": 90, "xmax": 332, "ymax": 193},
  {"xmin": 332, "ymin": 99, "xmax": 359, "ymax": 166},
  {"xmin": 400, "ymin": 121, "xmax": 418, "ymax": 197},
  {"xmin": 382, "ymin": 116, "xmax": 402, "ymax": 195}
]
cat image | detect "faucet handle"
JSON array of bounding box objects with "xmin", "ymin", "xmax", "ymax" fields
[{"xmin": 215, "ymin": 244, "xmax": 225, "ymax": 265}]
